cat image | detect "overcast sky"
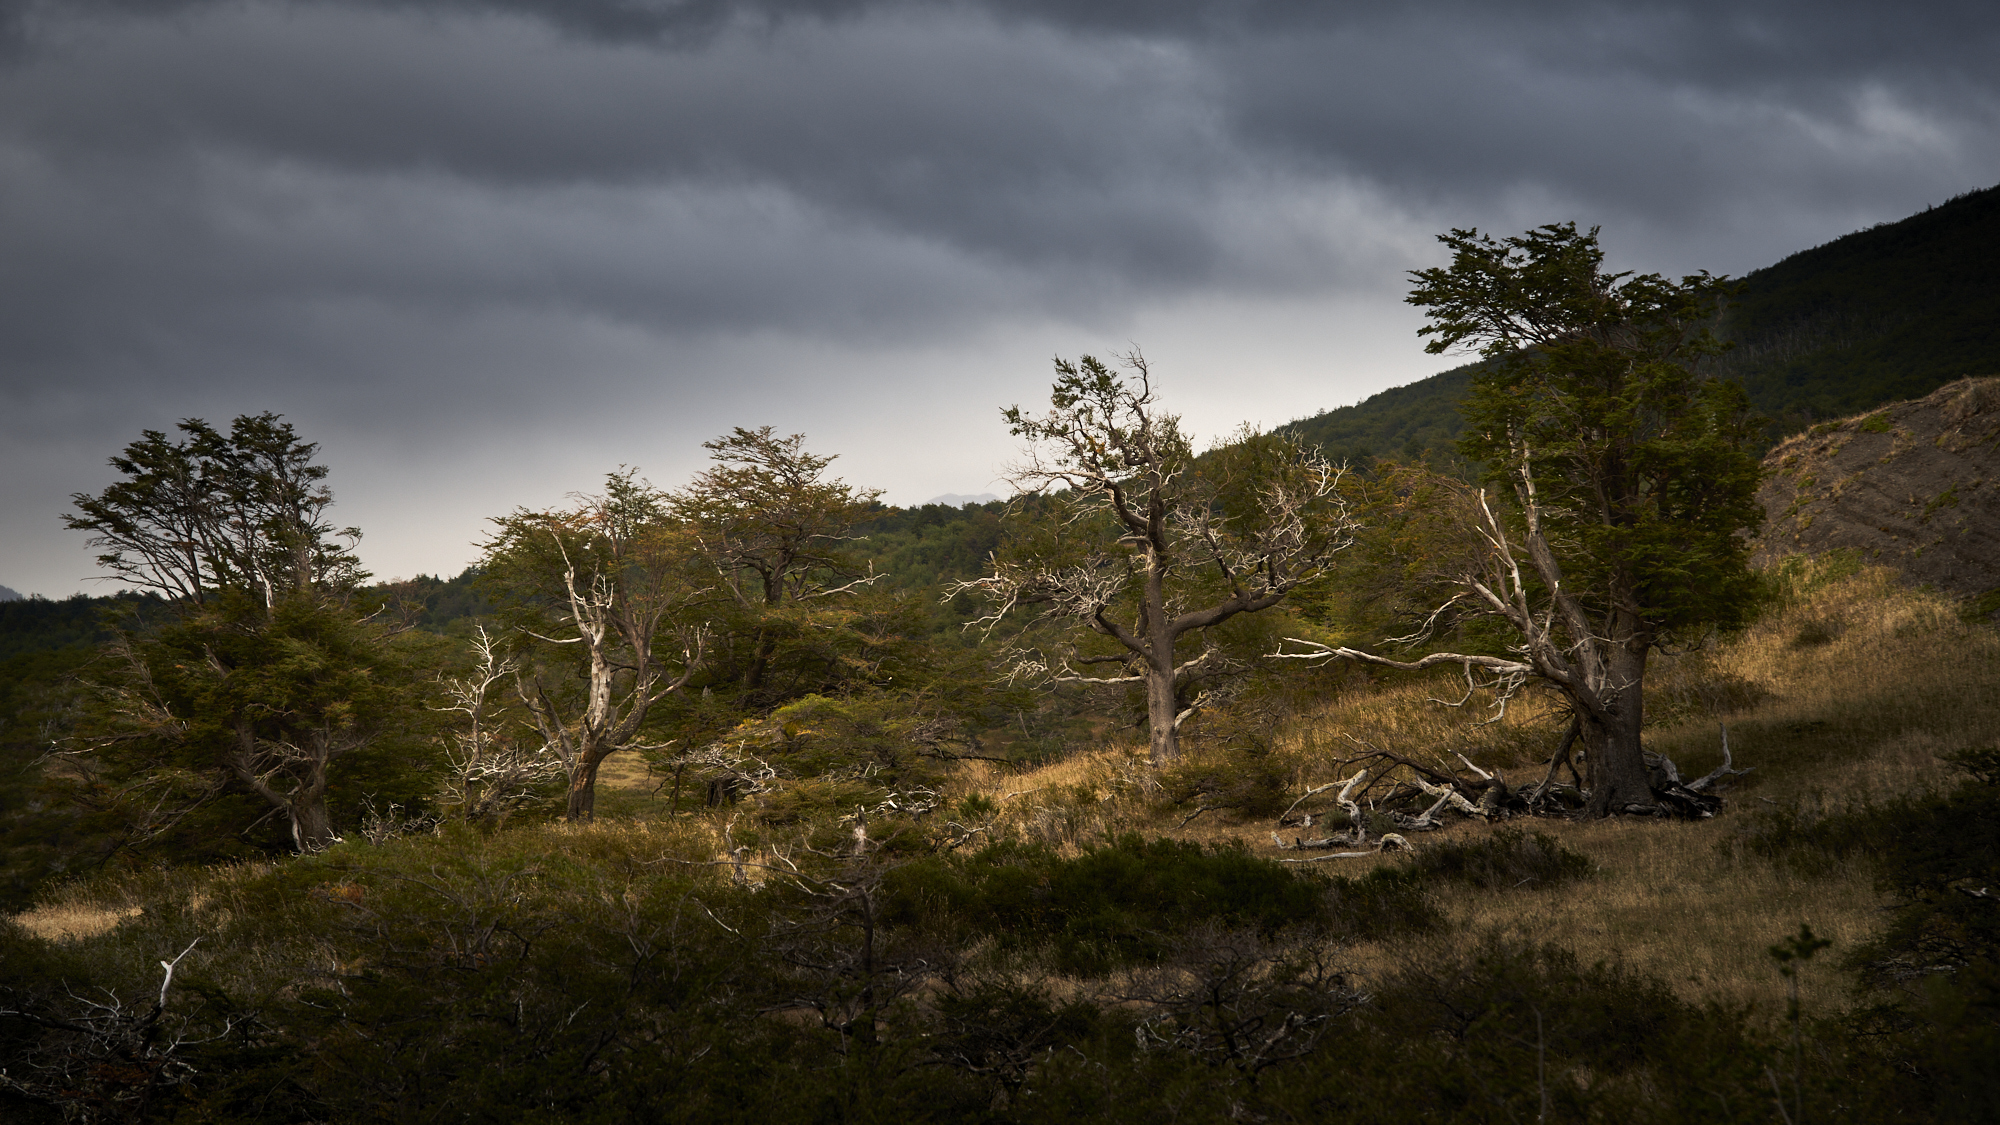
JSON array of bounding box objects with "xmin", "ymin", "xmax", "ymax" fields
[{"xmin": 4, "ymin": 0, "xmax": 1997, "ymax": 597}]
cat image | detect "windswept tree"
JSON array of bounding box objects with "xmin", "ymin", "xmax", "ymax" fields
[
  {"xmin": 65, "ymin": 413, "xmax": 365, "ymax": 610},
  {"xmin": 961, "ymin": 354, "xmax": 1358, "ymax": 764},
  {"xmin": 1279, "ymin": 224, "xmax": 1761, "ymax": 816},
  {"xmin": 65, "ymin": 415, "xmax": 427, "ymax": 853},
  {"xmin": 484, "ymin": 470, "xmax": 708, "ymax": 821}
]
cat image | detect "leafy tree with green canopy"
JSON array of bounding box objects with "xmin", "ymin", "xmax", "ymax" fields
[
  {"xmin": 1280, "ymin": 224, "xmax": 1762, "ymax": 816},
  {"xmin": 961, "ymin": 353, "xmax": 1359, "ymax": 765},
  {"xmin": 482, "ymin": 470, "xmax": 708, "ymax": 822},
  {"xmin": 63, "ymin": 414, "xmax": 433, "ymax": 853},
  {"xmin": 657, "ymin": 430, "xmax": 1025, "ymax": 798},
  {"xmin": 671, "ymin": 427, "xmax": 890, "ymax": 710}
]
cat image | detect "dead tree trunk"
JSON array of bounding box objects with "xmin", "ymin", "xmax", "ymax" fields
[{"xmin": 500, "ymin": 488, "xmax": 704, "ymax": 823}]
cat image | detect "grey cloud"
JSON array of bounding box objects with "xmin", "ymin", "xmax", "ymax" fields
[
  {"xmin": 2, "ymin": 0, "xmax": 1993, "ymax": 381},
  {"xmin": 4, "ymin": 5, "xmax": 1242, "ymax": 272},
  {"xmin": 3, "ymin": 0, "xmax": 1998, "ymax": 596},
  {"xmin": 10, "ymin": 2, "xmax": 1993, "ymax": 273}
]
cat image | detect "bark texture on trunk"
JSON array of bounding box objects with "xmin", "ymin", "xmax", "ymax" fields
[
  {"xmin": 289, "ymin": 792, "xmax": 337, "ymax": 852},
  {"xmin": 1581, "ymin": 646, "xmax": 1654, "ymax": 816},
  {"xmin": 566, "ymin": 754, "xmax": 605, "ymax": 821},
  {"xmin": 1146, "ymin": 658, "xmax": 1181, "ymax": 764}
]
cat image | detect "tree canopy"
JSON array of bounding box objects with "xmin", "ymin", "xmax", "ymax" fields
[
  {"xmin": 63, "ymin": 414, "xmax": 432, "ymax": 852},
  {"xmin": 481, "ymin": 470, "xmax": 707, "ymax": 821},
  {"xmin": 64, "ymin": 413, "xmax": 365, "ymax": 608}
]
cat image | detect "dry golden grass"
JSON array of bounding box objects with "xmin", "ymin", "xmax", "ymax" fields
[
  {"xmin": 1424, "ymin": 819, "xmax": 1876, "ymax": 1013},
  {"xmin": 12, "ymin": 899, "xmax": 144, "ymax": 942},
  {"xmin": 925, "ymin": 558, "xmax": 1998, "ymax": 1023},
  {"xmin": 943, "ymin": 745, "xmax": 1157, "ymax": 853},
  {"xmin": 596, "ymin": 751, "xmax": 663, "ymax": 792},
  {"xmin": 1648, "ymin": 561, "xmax": 1999, "ymax": 802}
]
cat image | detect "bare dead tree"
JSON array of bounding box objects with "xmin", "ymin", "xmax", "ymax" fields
[
  {"xmin": 1125, "ymin": 925, "xmax": 1361, "ymax": 1081},
  {"xmin": 433, "ymin": 624, "xmax": 564, "ymax": 824},
  {"xmin": 0, "ymin": 940, "xmax": 229, "ymax": 1123},
  {"xmin": 956, "ymin": 352, "xmax": 1359, "ymax": 764},
  {"xmin": 753, "ymin": 819, "xmax": 944, "ymax": 1057}
]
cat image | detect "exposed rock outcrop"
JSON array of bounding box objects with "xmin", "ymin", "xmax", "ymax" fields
[{"xmin": 1753, "ymin": 376, "xmax": 2000, "ymax": 613}]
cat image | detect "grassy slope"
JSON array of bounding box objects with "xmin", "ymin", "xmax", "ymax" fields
[
  {"xmin": 28, "ymin": 555, "xmax": 1970, "ymax": 1026},
  {"xmin": 13, "ymin": 539, "xmax": 1993, "ymax": 1032},
  {"xmin": 921, "ymin": 556, "xmax": 1999, "ymax": 1020}
]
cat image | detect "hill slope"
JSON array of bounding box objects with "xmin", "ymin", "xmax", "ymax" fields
[
  {"xmin": 1752, "ymin": 376, "xmax": 2000, "ymax": 613},
  {"xmin": 1283, "ymin": 181, "xmax": 2000, "ymax": 461}
]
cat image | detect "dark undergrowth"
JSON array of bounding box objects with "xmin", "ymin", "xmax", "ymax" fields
[{"xmin": 4, "ymin": 798, "xmax": 1996, "ymax": 1124}]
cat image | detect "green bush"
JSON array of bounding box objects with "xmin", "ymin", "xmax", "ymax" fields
[
  {"xmin": 885, "ymin": 833, "xmax": 1437, "ymax": 975},
  {"xmin": 1157, "ymin": 744, "xmax": 1293, "ymax": 821}
]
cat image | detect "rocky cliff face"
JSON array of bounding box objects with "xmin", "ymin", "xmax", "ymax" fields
[{"xmin": 1753, "ymin": 376, "xmax": 2000, "ymax": 615}]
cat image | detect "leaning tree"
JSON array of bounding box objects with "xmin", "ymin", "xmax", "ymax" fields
[
  {"xmin": 1279, "ymin": 224, "xmax": 1762, "ymax": 816},
  {"xmin": 960, "ymin": 353, "xmax": 1358, "ymax": 764}
]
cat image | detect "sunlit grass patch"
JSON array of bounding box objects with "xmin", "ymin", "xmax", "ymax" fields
[{"xmin": 9, "ymin": 899, "xmax": 143, "ymax": 942}]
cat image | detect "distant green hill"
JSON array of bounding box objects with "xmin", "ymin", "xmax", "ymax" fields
[
  {"xmin": 1281, "ymin": 181, "xmax": 2000, "ymax": 462},
  {"xmin": 1715, "ymin": 182, "xmax": 2000, "ymax": 429},
  {"xmin": 0, "ymin": 593, "xmax": 154, "ymax": 660},
  {"xmin": 1278, "ymin": 362, "xmax": 1479, "ymax": 469}
]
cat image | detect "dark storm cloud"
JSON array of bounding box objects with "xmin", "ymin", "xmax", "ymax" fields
[
  {"xmin": 2, "ymin": 3, "xmax": 1244, "ymax": 274},
  {"xmin": 8, "ymin": 0, "xmax": 1992, "ymax": 291},
  {"xmin": 2, "ymin": 0, "xmax": 1998, "ymax": 595},
  {"xmin": 2, "ymin": 0, "xmax": 1993, "ymax": 393}
]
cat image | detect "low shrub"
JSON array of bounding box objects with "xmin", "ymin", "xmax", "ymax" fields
[
  {"xmin": 1157, "ymin": 744, "xmax": 1293, "ymax": 821},
  {"xmin": 1403, "ymin": 827, "xmax": 1594, "ymax": 890},
  {"xmin": 885, "ymin": 833, "xmax": 1436, "ymax": 975}
]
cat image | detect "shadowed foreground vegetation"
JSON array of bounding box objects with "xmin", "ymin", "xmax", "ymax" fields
[{"xmin": 5, "ymin": 556, "xmax": 1997, "ymax": 1122}]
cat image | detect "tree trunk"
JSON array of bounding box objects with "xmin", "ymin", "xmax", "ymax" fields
[
  {"xmin": 566, "ymin": 752, "xmax": 606, "ymax": 821},
  {"xmin": 1146, "ymin": 662, "xmax": 1181, "ymax": 764},
  {"xmin": 233, "ymin": 719, "xmax": 342, "ymax": 851},
  {"xmin": 1583, "ymin": 647, "xmax": 1654, "ymax": 816},
  {"xmin": 289, "ymin": 793, "xmax": 338, "ymax": 852}
]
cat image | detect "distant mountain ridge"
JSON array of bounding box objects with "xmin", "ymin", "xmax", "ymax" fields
[{"xmin": 1281, "ymin": 182, "xmax": 2000, "ymax": 464}]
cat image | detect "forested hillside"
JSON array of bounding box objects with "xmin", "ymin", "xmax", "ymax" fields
[
  {"xmin": 1282, "ymin": 181, "xmax": 2000, "ymax": 462},
  {"xmin": 1717, "ymin": 183, "xmax": 2000, "ymax": 428}
]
